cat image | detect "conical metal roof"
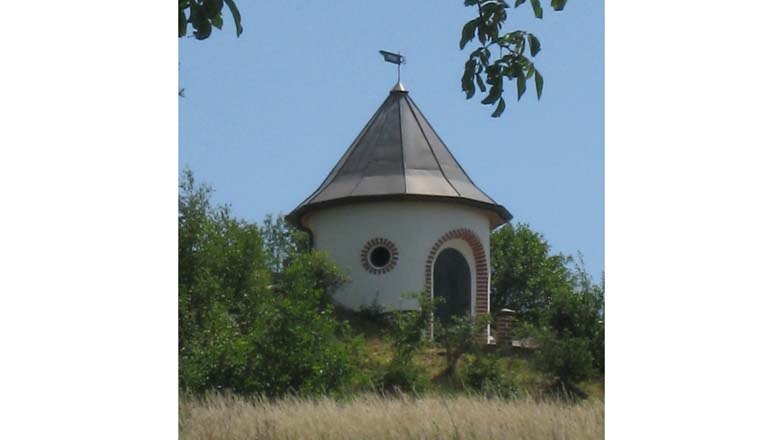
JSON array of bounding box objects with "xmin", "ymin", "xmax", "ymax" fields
[{"xmin": 288, "ymin": 83, "xmax": 512, "ymax": 229}]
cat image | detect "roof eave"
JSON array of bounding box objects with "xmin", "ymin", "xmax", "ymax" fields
[{"xmin": 286, "ymin": 194, "xmax": 512, "ymax": 231}]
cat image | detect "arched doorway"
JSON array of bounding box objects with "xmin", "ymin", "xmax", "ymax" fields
[{"xmin": 433, "ymin": 248, "xmax": 471, "ymax": 325}]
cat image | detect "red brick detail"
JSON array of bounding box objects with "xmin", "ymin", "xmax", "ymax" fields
[
  {"xmin": 494, "ymin": 310, "xmax": 517, "ymax": 347},
  {"xmin": 424, "ymin": 228, "xmax": 489, "ymax": 317},
  {"xmin": 361, "ymin": 238, "xmax": 399, "ymax": 275}
]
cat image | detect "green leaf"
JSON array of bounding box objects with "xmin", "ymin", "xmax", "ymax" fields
[
  {"xmin": 517, "ymin": 74, "xmax": 526, "ymax": 100},
  {"xmin": 528, "ymin": 34, "xmax": 541, "ymax": 56},
  {"xmin": 190, "ymin": 4, "xmax": 212, "ymax": 40},
  {"xmin": 551, "ymin": 0, "xmax": 567, "ymax": 11},
  {"xmin": 204, "ymin": 0, "xmax": 224, "ymax": 18},
  {"xmin": 224, "ymin": 0, "xmax": 243, "ymax": 37},
  {"xmin": 179, "ymin": 9, "xmax": 187, "ymax": 37},
  {"xmin": 530, "ymin": 0, "xmax": 543, "ymax": 18},
  {"xmin": 481, "ymin": 79, "xmax": 502, "ymax": 105},
  {"xmin": 491, "ymin": 97, "xmax": 506, "ymax": 117},
  {"xmin": 211, "ymin": 13, "xmax": 223, "ymax": 30},
  {"xmin": 526, "ymin": 63, "xmax": 536, "ymax": 79},
  {"xmin": 463, "ymin": 80, "xmax": 476, "ymax": 99},
  {"xmin": 477, "ymin": 24, "xmax": 487, "ymax": 45},
  {"xmin": 460, "ymin": 18, "xmax": 480, "ymax": 50},
  {"xmin": 534, "ymin": 70, "xmax": 544, "ymax": 99},
  {"xmin": 461, "ymin": 60, "xmax": 477, "ymax": 99},
  {"xmin": 194, "ymin": 19, "xmax": 212, "ymax": 40},
  {"xmin": 479, "ymin": 48, "xmax": 490, "ymax": 66},
  {"xmin": 515, "ymin": 0, "xmax": 527, "ymax": 6},
  {"xmin": 476, "ymin": 74, "xmax": 486, "ymax": 92}
]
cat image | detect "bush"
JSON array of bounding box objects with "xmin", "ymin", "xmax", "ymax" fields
[
  {"xmin": 533, "ymin": 331, "xmax": 593, "ymax": 388},
  {"xmin": 435, "ymin": 314, "xmax": 490, "ymax": 376},
  {"xmin": 178, "ymin": 170, "xmax": 361, "ymax": 396},
  {"xmin": 593, "ymin": 321, "xmax": 604, "ymax": 375},
  {"xmin": 491, "ymin": 224, "xmax": 605, "ymax": 376},
  {"xmin": 370, "ymin": 292, "xmax": 437, "ymax": 394},
  {"xmin": 385, "ymin": 293, "xmax": 435, "ymax": 365},
  {"xmin": 462, "ymin": 354, "xmax": 500, "ymax": 389},
  {"xmin": 357, "ymin": 298, "xmax": 385, "ymax": 323},
  {"xmin": 461, "ymin": 354, "xmax": 519, "ymax": 397},
  {"xmin": 375, "ymin": 359, "xmax": 428, "ymax": 394}
]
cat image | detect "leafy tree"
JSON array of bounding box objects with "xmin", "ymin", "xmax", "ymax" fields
[
  {"xmin": 179, "ymin": 0, "xmax": 242, "ymax": 40},
  {"xmin": 178, "ymin": 170, "xmax": 359, "ymax": 395},
  {"xmin": 491, "ymin": 223, "xmax": 604, "ymax": 378},
  {"xmin": 178, "ymin": 169, "xmax": 269, "ymax": 352},
  {"xmin": 490, "ymin": 223, "xmax": 572, "ymax": 324},
  {"xmin": 260, "ymin": 214, "xmax": 309, "ymax": 274},
  {"xmin": 460, "ymin": 0, "xmax": 568, "ymax": 116},
  {"xmin": 540, "ymin": 254, "xmax": 604, "ymax": 375},
  {"xmin": 563, "ymin": 255, "xmax": 604, "ymax": 374},
  {"xmin": 229, "ymin": 251, "xmax": 357, "ymax": 396}
]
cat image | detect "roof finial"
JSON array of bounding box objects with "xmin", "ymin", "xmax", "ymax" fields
[
  {"xmin": 379, "ymin": 50, "xmax": 405, "ymax": 87},
  {"xmin": 391, "ymin": 81, "xmax": 407, "ymax": 93}
]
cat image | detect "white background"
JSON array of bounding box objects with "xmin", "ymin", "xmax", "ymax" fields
[{"xmin": 1, "ymin": 1, "xmax": 779, "ymax": 438}]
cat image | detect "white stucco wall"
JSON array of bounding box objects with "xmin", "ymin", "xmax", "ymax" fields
[{"xmin": 304, "ymin": 200, "xmax": 492, "ymax": 312}]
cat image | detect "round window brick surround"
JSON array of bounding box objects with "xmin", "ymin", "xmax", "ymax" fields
[{"xmin": 361, "ymin": 238, "xmax": 399, "ymax": 274}]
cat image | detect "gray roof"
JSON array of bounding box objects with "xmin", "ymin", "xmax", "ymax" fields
[{"xmin": 288, "ymin": 82, "xmax": 512, "ymax": 229}]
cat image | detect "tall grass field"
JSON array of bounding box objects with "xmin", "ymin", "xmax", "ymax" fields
[{"xmin": 180, "ymin": 393, "xmax": 604, "ymax": 440}]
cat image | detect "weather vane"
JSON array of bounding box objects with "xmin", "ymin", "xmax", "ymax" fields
[{"xmin": 379, "ymin": 50, "xmax": 405, "ymax": 83}]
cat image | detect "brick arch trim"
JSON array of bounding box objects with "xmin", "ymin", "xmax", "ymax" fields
[{"xmin": 424, "ymin": 228, "xmax": 488, "ymax": 316}]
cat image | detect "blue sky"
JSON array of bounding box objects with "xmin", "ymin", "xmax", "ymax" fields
[{"xmin": 179, "ymin": 0, "xmax": 604, "ymax": 279}]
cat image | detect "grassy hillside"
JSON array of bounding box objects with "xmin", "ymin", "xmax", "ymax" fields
[
  {"xmin": 361, "ymin": 335, "xmax": 604, "ymax": 400},
  {"xmin": 179, "ymin": 393, "xmax": 604, "ymax": 440},
  {"xmin": 341, "ymin": 310, "xmax": 604, "ymax": 401}
]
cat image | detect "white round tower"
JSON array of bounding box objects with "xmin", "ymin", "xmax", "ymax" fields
[{"xmin": 288, "ymin": 82, "xmax": 512, "ymax": 323}]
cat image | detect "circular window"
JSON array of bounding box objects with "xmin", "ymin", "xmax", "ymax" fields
[
  {"xmin": 361, "ymin": 238, "xmax": 398, "ymax": 274},
  {"xmin": 369, "ymin": 246, "xmax": 391, "ymax": 268}
]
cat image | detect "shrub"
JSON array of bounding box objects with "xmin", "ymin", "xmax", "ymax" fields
[
  {"xmin": 435, "ymin": 314, "xmax": 490, "ymax": 376},
  {"xmin": 372, "ymin": 292, "xmax": 438, "ymax": 394},
  {"xmin": 532, "ymin": 330, "xmax": 593, "ymax": 388},
  {"xmin": 357, "ymin": 298, "xmax": 385, "ymax": 323},
  {"xmin": 385, "ymin": 293, "xmax": 436, "ymax": 365},
  {"xmin": 461, "ymin": 354, "xmax": 519, "ymax": 397},
  {"xmin": 180, "ymin": 251, "xmax": 360, "ymax": 396},
  {"xmin": 375, "ymin": 359, "xmax": 428, "ymax": 394},
  {"xmin": 178, "ymin": 170, "xmax": 361, "ymax": 396},
  {"xmin": 490, "ymin": 224, "xmax": 605, "ymax": 375},
  {"xmin": 462, "ymin": 354, "xmax": 500, "ymax": 389},
  {"xmin": 593, "ymin": 320, "xmax": 605, "ymax": 375}
]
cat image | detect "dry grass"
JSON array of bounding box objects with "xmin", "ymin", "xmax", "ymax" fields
[{"xmin": 180, "ymin": 393, "xmax": 604, "ymax": 440}]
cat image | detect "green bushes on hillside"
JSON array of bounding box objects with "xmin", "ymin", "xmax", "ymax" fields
[
  {"xmin": 374, "ymin": 293, "xmax": 436, "ymax": 393},
  {"xmin": 491, "ymin": 224, "xmax": 604, "ymax": 389},
  {"xmin": 178, "ymin": 170, "xmax": 359, "ymax": 396},
  {"xmin": 435, "ymin": 314, "xmax": 490, "ymax": 377}
]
